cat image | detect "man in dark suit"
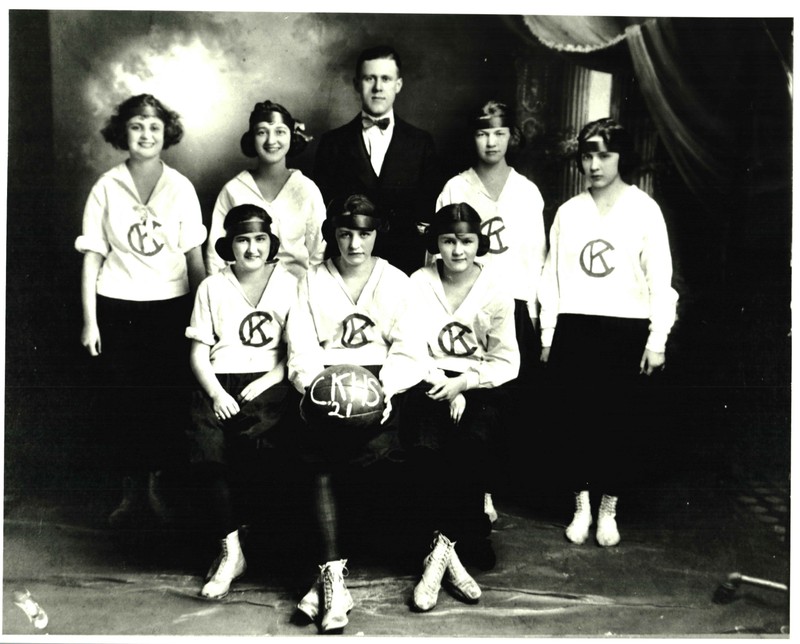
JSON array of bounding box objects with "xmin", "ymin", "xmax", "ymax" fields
[{"xmin": 314, "ymin": 45, "xmax": 442, "ymax": 275}]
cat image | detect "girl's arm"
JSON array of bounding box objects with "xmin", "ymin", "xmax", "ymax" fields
[
  {"xmin": 449, "ymin": 295, "xmax": 520, "ymax": 392},
  {"xmin": 526, "ymin": 186, "xmax": 548, "ymax": 326},
  {"xmin": 285, "ymin": 278, "xmax": 326, "ymax": 393},
  {"xmin": 538, "ymin": 212, "xmax": 561, "ymax": 354},
  {"xmin": 185, "ymin": 246, "xmax": 206, "ymax": 297},
  {"xmin": 426, "ymin": 374, "xmax": 469, "ymax": 401},
  {"xmin": 205, "ymin": 189, "xmax": 234, "ymax": 275},
  {"xmin": 305, "ymin": 187, "xmax": 327, "ymax": 269},
  {"xmin": 189, "ymin": 340, "xmax": 240, "ymax": 420},
  {"xmin": 472, "ymin": 298, "xmax": 521, "ymax": 388},
  {"xmin": 640, "ymin": 348, "xmax": 666, "ymax": 375},
  {"xmin": 80, "ymin": 251, "xmax": 104, "ymax": 356},
  {"xmin": 379, "ymin": 291, "xmax": 430, "ymax": 399},
  {"xmin": 239, "ymin": 359, "xmax": 286, "ymax": 403},
  {"xmin": 641, "ymin": 204, "xmax": 679, "ymax": 355}
]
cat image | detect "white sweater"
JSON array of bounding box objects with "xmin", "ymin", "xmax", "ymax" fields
[
  {"xmin": 205, "ymin": 169, "xmax": 326, "ymax": 280},
  {"xmin": 435, "ymin": 167, "xmax": 546, "ymax": 319},
  {"xmin": 539, "ymin": 185, "xmax": 678, "ymax": 353}
]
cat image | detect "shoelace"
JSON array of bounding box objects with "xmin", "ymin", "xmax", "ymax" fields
[
  {"xmin": 427, "ymin": 536, "xmax": 451, "ymax": 579},
  {"xmin": 213, "ymin": 539, "xmax": 243, "ymax": 581},
  {"xmin": 211, "ymin": 541, "xmax": 230, "ymax": 580},
  {"xmin": 599, "ymin": 497, "xmax": 617, "ymax": 516},
  {"xmin": 322, "ymin": 561, "xmax": 348, "ymax": 610},
  {"xmin": 429, "ymin": 532, "xmax": 452, "ymax": 550}
]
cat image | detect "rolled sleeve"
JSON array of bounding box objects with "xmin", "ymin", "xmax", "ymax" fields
[
  {"xmin": 77, "ymin": 183, "xmax": 110, "ymax": 257},
  {"xmin": 181, "ymin": 219, "xmax": 208, "ymax": 253},
  {"xmin": 464, "ymin": 371, "xmax": 481, "ymax": 390},
  {"xmin": 185, "ymin": 325, "xmax": 216, "ymax": 346},
  {"xmin": 645, "ymin": 330, "xmax": 669, "ymax": 354},
  {"xmin": 74, "ymin": 235, "xmax": 109, "ymax": 257},
  {"xmin": 186, "ymin": 281, "xmax": 216, "ymax": 346},
  {"xmin": 178, "ymin": 188, "xmax": 207, "ymax": 252}
]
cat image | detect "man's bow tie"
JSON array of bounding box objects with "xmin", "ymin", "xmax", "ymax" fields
[{"xmin": 362, "ymin": 116, "xmax": 390, "ymax": 130}]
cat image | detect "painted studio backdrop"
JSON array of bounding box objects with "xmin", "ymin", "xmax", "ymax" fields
[
  {"xmin": 7, "ymin": 10, "xmax": 525, "ymax": 491},
  {"xmin": 5, "ymin": 11, "xmax": 792, "ymax": 499}
]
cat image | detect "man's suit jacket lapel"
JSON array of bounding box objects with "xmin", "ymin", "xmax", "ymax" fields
[
  {"xmin": 345, "ymin": 116, "xmax": 379, "ymax": 188},
  {"xmin": 379, "ymin": 117, "xmax": 411, "ymax": 182}
]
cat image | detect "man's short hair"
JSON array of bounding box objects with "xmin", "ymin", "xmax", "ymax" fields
[{"xmin": 355, "ymin": 45, "xmax": 402, "ymax": 78}]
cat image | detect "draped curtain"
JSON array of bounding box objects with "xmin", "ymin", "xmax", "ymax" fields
[
  {"xmin": 520, "ymin": 16, "xmax": 793, "ymax": 213},
  {"xmin": 521, "ymin": 16, "xmax": 639, "ymax": 53}
]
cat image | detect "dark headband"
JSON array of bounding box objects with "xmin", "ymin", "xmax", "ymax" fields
[
  {"xmin": 473, "ymin": 115, "xmax": 512, "ymax": 130},
  {"xmin": 579, "ymin": 139, "xmax": 607, "ymax": 153},
  {"xmin": 330, "ymin": 213, "xmax": 382, "ymax": 231},
  {"xmin": 430, "ymin": 219, "xmax": 482, "ymax": 237},
  {"xmin": 226, "ymin": 219, "xmax": 271, "ymax": 237}
]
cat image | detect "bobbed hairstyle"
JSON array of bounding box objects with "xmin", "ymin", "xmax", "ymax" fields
[
  {"xmin": 425, "ymin": 202, "xmax": 490, "ymax": 256},
  {"xmin": 576, "ymin": 117, "xmax": 638, "ymax": 181},
  {"xmin": 240, "ymin": 100, "xmax": 311, "ymax": 158},
  {"xmin": 471, "ymin": 100, "xmax": 524, "ymax": 151},
  {"xmin": 214, "ymin": 204, "xmax": 280, "ymax": 263},
  {"xmin": 355, "ymin": 45, "xmax": 402, "ymax": 78},
  {"xmin": 321, "ymin": 193, "xmax": 388, "ymax": 244},
  {"xmin": 100, "ymin": 94, "xmax": 184, "ymax": 151}
]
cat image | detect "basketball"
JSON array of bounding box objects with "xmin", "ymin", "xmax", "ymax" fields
[{"xmin": 301, "ymin": 364, "xmax": 386, "ymax": 430}]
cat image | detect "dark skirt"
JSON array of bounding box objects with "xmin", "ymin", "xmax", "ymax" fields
[
  {"xmin": 399, "ymin": 376, "xmax": 505, "ymax": 548},
  {"xmin": 545, "ymin": 313, "xmax": 651, "ymax": 494},
  {"xmin": 400, "ymin": 379, "xmax": 510, "ymax": 453},
  {"xmin": 513, "ymin": 298, "xmax": 542, "ymax": 384},
  {"xmin": 297, "ymin": 365, "xmax": 412, "ymax": 469},
  {"xmin": 187, "ymin": 373, "xmax": 297, "ymax": 469},
  {"xmin": 95, "ymin": 294, "xmax": 193, "ymax": 471}
]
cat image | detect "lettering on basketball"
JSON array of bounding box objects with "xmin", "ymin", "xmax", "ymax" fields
[
  {"xmin": 239, "ymin": 311, "xmax": 274, "ymax": 347},
  {"xmin": 482, "ymin": 217, "xmax": 508, "ymax": 254},
  {"xmin": 127, "ymin": 220, "xmax": 164, "ymax": 257},
  {"xmin": 580, "ymin": 239, "xmax": 616, "ymax": 277},
  {"xmin": 309, "ymin": 369, "xmax": 383, "ymax": 419},
  {"xmin": 341, "ymin": 313, "xmax": 375, "ymax": 348},
  {"xmin": 438, "ymin": 322, "xmax": 478, "ymax": 357}
]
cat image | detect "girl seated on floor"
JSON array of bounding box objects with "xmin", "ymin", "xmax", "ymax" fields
[
  {"xmin": 186, "ymin": 204, "xmax": 299, "ymax": 600},
  {"xmin": 285, "ymin": 193, "xmax": 427, "ymax": 633},
  {"xmin": 402, "ymin": 202, "xmax": 520, "ymax": 612}
]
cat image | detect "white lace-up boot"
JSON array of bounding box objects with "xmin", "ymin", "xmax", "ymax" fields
[
  {"xmin": 320, "ymin": 559, "xmax": 354, "ymax": 632},
  {"xmin": 412, "ymin": 531, "xmax": 454, "ymax": 611},
  {"xmin": 200, "ymin": 529, "xmax": 246, "ymax": 599},
  {"xmin": 444, "ymin": 546, "xmax": 481, "ymax": 603},
  {"xmin": 596, "ymin": 494, "xmax": 620, "ymax": 547},
  {"xmin": 484, "ymin": 492, "xmax": 498, "ymax": 523},
  {"xmin": 565, "ymin": 490, "xmax": 592, "ymax": 544},
  {"xmin": 296, "ymin": 575, "xmax": 322, "ymax": 621}
]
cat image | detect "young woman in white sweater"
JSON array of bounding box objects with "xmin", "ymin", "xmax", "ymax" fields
[
  {"xmin": 435, "ymin": 100, "xmax": 546, "ymax": 523},
  {"xmin": 539, "ymin": 118, "xmax": 678, "ymax": 547}
]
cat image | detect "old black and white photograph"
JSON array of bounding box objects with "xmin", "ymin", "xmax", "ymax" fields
[{"xmin": 2, "ymin": 4, "xmax": 793, "ymax": 638}]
